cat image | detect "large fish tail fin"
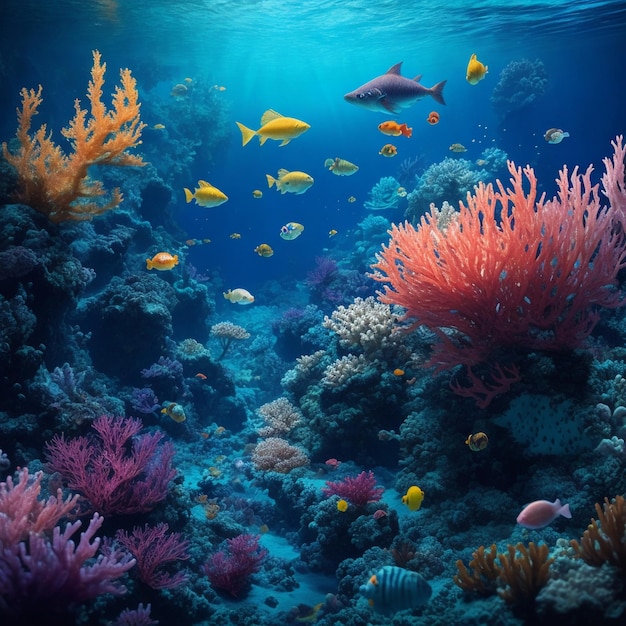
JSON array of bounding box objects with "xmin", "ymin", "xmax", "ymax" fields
[
  {"xmin": 266, "ymin": 174, "xmax": 276, "ymax": 189},
  {"xmin": 429, "ymin": 80, "xmax": 447, "ymax": 106},
  {"xmin": 184, "ymin": 188, "xmax": 194, "ymax": 203},
  {"xmin": 236, "ymin": 121, "xmax": 256, "ymax": 146}
]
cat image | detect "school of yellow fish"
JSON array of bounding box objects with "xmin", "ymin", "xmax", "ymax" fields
[{"xmin": 154, "ymin": 55, "xmax": 566, "ymax": 310}]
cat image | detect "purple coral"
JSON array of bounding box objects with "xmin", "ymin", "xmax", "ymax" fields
[
  {"xmin": 130, "ymin": 387, "xmax": 160, "ymax": 414},
  {"xmin": 0, "ymin": 469, "xmax": 134, "ymax": 619},
  {"xmin": 45, "ymin": 415, "xmax": 176, "ymax": 515},
  {"xmin": 203, "ymin": 534, "xmax": 268, "ymax": 598},
  {"xmin": 322, "ymin": 471, "xmax": 384, "ymax": 507},
  {"xmin": 305, "ymin": 256, "xmax": 337, "ymax": 288},
  {"xmin": 116, "ymin": 523, "xmax": 189, "ymax": 589}
]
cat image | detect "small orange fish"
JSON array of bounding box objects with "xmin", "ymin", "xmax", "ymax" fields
[
  {"xmin": 426, "ymin": 111, "xmax": 440, "ymax": 125},
  {"xmin": 195, "ymin": 373, "xmax": 207, "ymax": 380},
  {"xmin": 379, "ymin": 144, "xmax": 398, "ymax": 157},
  {"xmin": 393, "ymin": 368, "xmax": 405, "ymax": 376},
  {"xmin": 200, "ymin": 432, "xmax": 211, "ymax": 439},
  {"xmin": 378, "ymin": 120, "xmax": 412, "ymax": 138},
  {"xmin": 146, "ymin": 252, "xmax": 179, "ymax": 271}
]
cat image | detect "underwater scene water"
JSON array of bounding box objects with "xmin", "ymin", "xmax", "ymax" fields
[{"xmin": 1, "ymin": 0, "xmax": 626, "ymax": 624}]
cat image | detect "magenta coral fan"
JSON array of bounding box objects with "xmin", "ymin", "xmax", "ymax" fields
[
  {"xmin": 45, "ymin": 415, "xmax": 176, "ymax": 515},
  {"xmin": 322, "ymin": 470, "xmax": 384, "ymax": 506},
  {"xmin": 203, "ymin": 534, "xmax": 268, "ymax": 598}
]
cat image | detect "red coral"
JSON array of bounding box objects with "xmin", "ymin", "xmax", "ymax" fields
[
  {"xmin": 322, "ymin": 470, "xmax": 384, "ymax": 506},
  {"xmin": 372, "ymin": 137, "xmax": 626, "ymax": 404},
  {"xmin": 203, "ymin": 534, "xmax": 268, "ymax": 598}
]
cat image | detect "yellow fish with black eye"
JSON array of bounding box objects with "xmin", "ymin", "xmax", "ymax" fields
[
  {"xmin": 236, "ymin": 109, "xmax": 311, "ymax": 147},
  {"xmin": 184, "ymin": 180, "xmax": 228, "ymax": 208},
  {"xmin": 466, "ymin": 53, "xmax": 488, "ymax": 85},
  {"xmin": 402, "ymin": 485, "xmax": 424, "ymax": 511},
  {"xmin": 254, "ymin": 243, "xmax": 274, "ymax": 258}
]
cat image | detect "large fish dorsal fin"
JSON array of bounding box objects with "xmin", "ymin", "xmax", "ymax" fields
[
  {"xmin": 385, "ymin": 62, "xmax": 403, "ymax": 75},
  {"xmin": 277, "ymin": 168, "xmax": 289, "ymax": 179},
  {"xmin": 261, "ymin": 109, "xmax": 283, "ymax": 125},
  {"xmin": 412, "ymin": 74, "xmax": 423, "ymax": 83},
  {"xmin": 198, "ymin": 180, "xmax": 214, "ymax": 188}
]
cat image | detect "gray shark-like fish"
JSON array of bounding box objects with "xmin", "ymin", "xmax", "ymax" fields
[{"xmin": 344, "ymin": 62, "xmax": 446, "ymax": 114}]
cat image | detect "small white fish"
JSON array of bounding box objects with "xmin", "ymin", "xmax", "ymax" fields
[{"xmin": 223, "ymin": 288, "xmax": 254, "ymax": 305}]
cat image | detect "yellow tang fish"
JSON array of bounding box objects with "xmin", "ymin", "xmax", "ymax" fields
[
  {"xmin": 266, "ymin": 169, "xmax": 314, "ymax": 195},
  {"xmin": 252, "ymin": 189, "xmax": 263, "ymax": 199},
  {"xmin": 254, "ymin": 243, "xmax": 274, "ymax": 258},
  {"xmin": 402, "ymin": 485, "xmax": 424, "ymax": 511},
  {"xmin": 223, "ymin": 288, "xmax": 255, "ymax": 305},
  {"xmin": 184, "ymin": 180, "xmax": 228, "ymax": 208},
  {"xmin": 146, "ymin": 252, "xmax": 179, "ymax": 271},
  {"xmin": 324, "ymin": 157, "xmax": 359, "ymax": 176},
  {"xmin": 236, "ymin": 109, "xmax": 310, "ymax": 147},
  {"xmin": 466, "ymin": 53, "xmax": 488, "ymax": 85}
]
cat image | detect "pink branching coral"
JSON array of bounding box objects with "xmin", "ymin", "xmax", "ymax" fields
[
  {"xmin": 322, "ymin": 470, "xmax": 384, "ymax": 506},
  {"xmin": 45, "ymin": 415, "xmax": 176, "ymax": 515},
  {"xmin": 203, "ymin": 534, "xmax": 268, "ymax": 598},
  {"xmin": 116, "ymin": 523, "xmax": 189, "ymax": 589},
  {"xmin": 372, "ymin": 136, "xmax": 626, "ymax": 405},
  {"xmin": 0, "ymin": 468, "xmax": 134, "ymax": 618}
]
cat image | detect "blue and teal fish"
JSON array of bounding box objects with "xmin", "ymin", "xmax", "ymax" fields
[
  {"xmin": 359, "ymin": 565, "xmax": 431, "ymax": 615},
  {"xmin": 344, "ymin": 62, "xmax": 446, "ymax": 114}
]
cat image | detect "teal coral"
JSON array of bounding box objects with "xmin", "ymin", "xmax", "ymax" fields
[{"xmin": 363, "ymin": 176, "xmax": 401, "ymax": 211}]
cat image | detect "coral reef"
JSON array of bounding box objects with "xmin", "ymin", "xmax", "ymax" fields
[
  {"xmin": 490, "ymin": 58, "xmax": 548, "ymax": 116},
  {"xmin": 405, "ymin": 157, "xmax": 489, "ymax": 222},
  {"xmin": 363, "ymin": 176, "xmax": 401, "ymax": 211},
  {"xmin": 2, "ymin": 51, "xmax": 145, "ymax": 222}
]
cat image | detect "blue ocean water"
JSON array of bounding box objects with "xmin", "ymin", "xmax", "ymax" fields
[{"xmin": 1, "ymin": 1, "xmax": 626, "ymax": 625}]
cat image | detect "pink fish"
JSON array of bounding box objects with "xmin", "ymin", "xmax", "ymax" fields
[{"xmin": 516, "ymin": 498, "xmax": 571, "ymax": 529}]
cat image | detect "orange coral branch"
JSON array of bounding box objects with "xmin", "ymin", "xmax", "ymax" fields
[
  {"xmin": 2, "ymin": 50, "xmax": 146, "ymax": 222},
  {"xmin": 570, "ymin": 495, "xmax": 626, "ymax": 572}
]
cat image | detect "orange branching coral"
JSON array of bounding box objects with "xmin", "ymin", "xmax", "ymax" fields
[
  {"xmin": 2, "ymin": 50, "xmax": 146, "ymax": 222},
  {"xmin": 454, "ymin": 542, "xmax": 553, "ymax": 606},
  {"xmin": 570, "ymin": 495, "xmax": 626, "ymax": 573},
  {"xmin": 453, "ymin": 544, "xmax": 500, "ymax": 596},
  {"xmin": 496, "ymin": 542, "xmax": 554, "ymax": 606}
]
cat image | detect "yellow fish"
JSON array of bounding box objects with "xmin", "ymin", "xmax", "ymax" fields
[
  {"xmin": 230, "ymin": 233, "xmax": 241, "ymax": 239},
  {"xmin": 465, "ymin": 432, "xmax": 489, "ymax": 451},
  {"xmin": 449, "ymin": 143, "xmax": 467, "ymax": 153},
  {"xmin": 223, "ymin": 288, "xmax": 255, "ymax": 305},
  {"xmin": 184, "ymin": 181, "xmax": 228, "ymax": 207},
  {"xmin": 324, "ymin": 157, "xmax": 359, "ymax": 176},
  {"xmin": 252, "ymin": 190, "xmax": 263, "ymax": 199},
  {"xmin": 337, "ymin": 499, "xmax": 349, "ymax": 512},
  {"xmin": 152, "ymin": 123, "xmax": 166, "ymax": 130},
  {"xmin": 266, "ymin": 169, "xmax": 314, "ymax": 195},
  {"xmin": 466, "ymin": 53, "xmax": 488, "ymax": 85},
  {"xmin": 347, "ymin": 196, "xmax": 356, "ymax": 203},
  {"xmin": 280, "ymin": 222, "xmax": 304, "ymax": 240},
  {"xmin": 254, "ymin": 243, "xmax": 274, "ymax": 258},
  {"xmin": 236, "ymin": 109, "xmax": 310, "ymax": 147},
  {"xmin": 146, "ymin": 252, "xmax": 179, "ymax": 271},
  {"xmin": 328, "ymin": 229, "xmax": 337, "ymax": 237},
  {"xmin": 402, "ymin": 485, "xmax": 424, "ymax": 511},
  {"xmin": 161, "ymin": 402, "xmax": 186, "ymax": 422}
]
